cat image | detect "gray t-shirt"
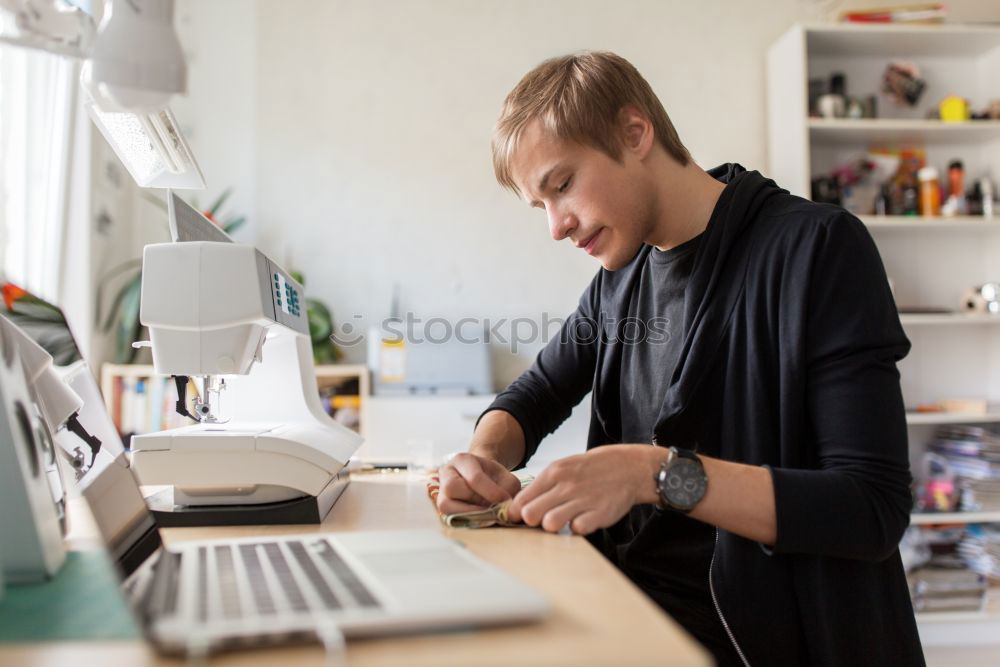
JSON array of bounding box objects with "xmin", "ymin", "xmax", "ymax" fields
[
  {"xmin": 619, "ymin": 233, "xmax": 701, "ymax": 442},
  {"xmin": 616, "ymin": 233, "xmax": 729, "ymax": 655}
]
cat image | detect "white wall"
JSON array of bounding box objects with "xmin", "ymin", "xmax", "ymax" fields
[
  {"xmin": 172, "ymin": 0, "xmax": 1000, "ymax": 389},
  {"xmin": 173, "ymin": 0, "xmax": 257, "ymax": 242},
  {"xmin": 251, "ymin": 0, "xmax": 808, "ymax": 387}
]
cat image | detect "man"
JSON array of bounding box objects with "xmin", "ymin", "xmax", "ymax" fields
[{"xmin": 436, "ymin": 51, "xmax": 924, "ymax": 665}]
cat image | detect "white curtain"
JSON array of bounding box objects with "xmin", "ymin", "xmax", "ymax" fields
[{"xmin": 0, "ymin": 42, "xmax": 79, "ymax": 304}]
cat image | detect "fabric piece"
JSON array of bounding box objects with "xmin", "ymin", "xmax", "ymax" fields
[
  {"xmin": 427, "ymin": 471, "xmax": 533, "ymax": 529},
  {"xmin": 443, "ymin": 501, "xmax": 517, "ymax": 529}
]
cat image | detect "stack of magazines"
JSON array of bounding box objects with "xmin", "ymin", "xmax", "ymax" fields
[
  {"xmin": 928, "ymin": 426, "xmax": 1000, "ymax": 512},
  {"xmin": 958, "ymin": 524, "xmax": 1000, "ymax": 579},
  {"xmin": 907, "ymin": 525, "xmax": 989, "ymax": 613},
  {"xmin": 909, "ymin": 565, "xmax": 988, "ymax": 613}
]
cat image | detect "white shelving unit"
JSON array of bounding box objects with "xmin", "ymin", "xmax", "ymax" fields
[
  {"xmin": 907, "ymin": 412, "xmax": 1000, "ymax": 426},
  {"xmin": 860, "ymin": 215, "xmax": 1000, "ymax": 231},
  {"xmin": 911, "ymin": 511, "xmax": 1000, "ymax": 525},
  {"xmin": 899, "ymin": 313, "xmax": 1000, "ymax": 326},
  {"xmin": 768, "ymin": 23, "xmax": 1000, "ymax": 199},
  {"xmin": 768, "ymin": 22, "xmax": 1000, "ymax": 640},
  {"xmin": 101, "ymin": 363, "xmax": 369, "ymax": 437},
  {"xmin": 809, "ymin": 118, "xmax": 1000, "ymax": 144}
]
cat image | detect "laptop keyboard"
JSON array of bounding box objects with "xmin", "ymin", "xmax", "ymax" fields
[
  {"xmin": 259, "ymin": 542, "xmax": 309, "ymax": 613},
  {"xmin": 214, "ymin": 546, "xmax": 242, "ymax": 619},
  {"xmin": 238, "ymin": 544, "xmax": 277, "ymax": 615},
  {"xmin": 287, "ymin": 541, "xmax": 343, "ymax": 610},
  {"xmin": 312, "ymin": 539, "xmax": 380, "ymax": 608},
  {"xmin": 166, "ymin": 539, "xmax": 381, "ymax": 624}
]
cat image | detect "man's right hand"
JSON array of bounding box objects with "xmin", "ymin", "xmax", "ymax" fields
[{"xmin": 436, "ymin": 452, "xmax": 522, "ymax": 514}]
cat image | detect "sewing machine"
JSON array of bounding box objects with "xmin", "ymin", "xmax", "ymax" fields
[{"xmin": 129, "ymin": 193, "xmax": 362, "ymax": 525}]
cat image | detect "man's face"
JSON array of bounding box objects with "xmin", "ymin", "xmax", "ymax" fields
[{"xmin": 510, "ymin": 120, "xmax": 655, "ymax": 271}]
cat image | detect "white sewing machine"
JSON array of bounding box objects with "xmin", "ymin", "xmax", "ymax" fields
[{"xmin": 129, "ymin": 193, "xmax": 362, "ymax": 524}]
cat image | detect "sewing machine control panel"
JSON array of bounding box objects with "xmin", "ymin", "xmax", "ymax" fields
[
  {"xmin": 257, "ymin": 250, "xmax": 308, "ymax": 336},
  {"xmin": 273, "ymin": 272, "xmax": 302, "ymax": 317}
]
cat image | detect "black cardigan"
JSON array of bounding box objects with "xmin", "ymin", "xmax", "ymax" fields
[{"xmin": 482, "ymin": 164, "xmax": 925, "ymax": 665}]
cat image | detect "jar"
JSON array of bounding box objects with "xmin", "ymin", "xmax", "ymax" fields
[{"xmin": 918, "ymin": 166, "xmax": 941, "ymax": 217}]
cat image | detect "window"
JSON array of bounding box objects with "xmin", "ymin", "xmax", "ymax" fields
[{"xmin": 0, "ymin": 41, "xmax": 79, "ymax": 303}]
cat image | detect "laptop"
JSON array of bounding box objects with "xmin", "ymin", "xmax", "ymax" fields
[
  {"xmin": 111, "ymin": 511, "xmax": 549, "ymax": 656},
  {"xmin": 2, "ymin": 277, "xmax": 549, "ymax": 657}
]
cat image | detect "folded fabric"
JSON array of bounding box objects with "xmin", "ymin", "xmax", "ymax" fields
[
  {"xmin": 442, "ymin": 501, "xmax": 517, "ymax": 528},
  {"xmin": 426, "ymin": 470, "xmax": 533, "ymax": 529}
]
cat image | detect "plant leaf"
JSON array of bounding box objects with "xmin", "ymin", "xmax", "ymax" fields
[
  {"xmin": 96, "ymin": 260, "xmax": 141, "ymax": 327},
  {"xmin": 4, "ymin": 303, "xmax": 82, "ymax": 365},
  {"xmin": 223, "ymin": 216, "xmax": 246, "ymax": 234},
  {"xmin": 115, "ymin": 278, "xmax": 143, "ymax": 363},
  {"xmin": 206, "ymin": 188, "xmax": 232, "ymax": 217},
  {"xmin": 307, "ymin": 299, "xmax": 332, "ymax": 341},
  {"xmin": 101, "ymin": 270, "xmax": 142, "ymax": 333}
]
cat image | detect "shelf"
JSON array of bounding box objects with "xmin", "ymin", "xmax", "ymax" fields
[
  {"xmin": 315, "ymin": 364, "xmax": 369, "ymax": 377},
  {"xmin": 898, "ymin": 313, "xmax": 1000, "ymax": 326},
  {"xmin": 907, "ymin": 412, "xmax": 1000, "ymax": 426},
  {"xmin": 916, "ymin": 610, "xmax": 1000, "ymax": 624},
  {"xmin": 804, "ymin": 22, "xmax": 1000, "ymax": 58},
  {"xmin": 103, "ymin": 363, "xmax": 367, "ymax": 377},
  {"xmin": 102, "ymin": 362, "xmax": 371, "ymax": 401},
  {"xmin": 101, "ymin": 363, "xmax": 158, "ymax": 378},
  {"xmin": 809, "ymin": 118, "xmax": 1000, "ymax": 145},
  {"xmin": 770, "ymin": 24, "xmax": 1000, "ymax": 640},
  {"xmin": 911, "ymin": 511, "xmax": 1000, "ymax": 525},
  {"xmin": 860, "ymin": 215, "xmax": 1000, "ymax": 231}
]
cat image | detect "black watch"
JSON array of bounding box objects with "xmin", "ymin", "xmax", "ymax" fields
[{"xmin": 654, "ymin": 447, "xmax": 708, "ymax": 513}]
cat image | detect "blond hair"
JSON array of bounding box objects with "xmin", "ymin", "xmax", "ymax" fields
[{"xmin": 492, "ymin": 51, "xmax": 690, "ymax": 195}]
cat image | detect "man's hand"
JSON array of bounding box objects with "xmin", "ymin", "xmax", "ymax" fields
[
  {"xmin": 507, "ymin": 445, "xmax": 666, "ymax": 535},
  {"xmin": 436, "ymin": 452, "xmax": 522, "ymax": 515}
]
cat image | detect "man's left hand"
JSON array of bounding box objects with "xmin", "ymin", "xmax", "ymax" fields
[{"xmin": 507, "ymin": 445, "xmax": 667, "ymax": 535}]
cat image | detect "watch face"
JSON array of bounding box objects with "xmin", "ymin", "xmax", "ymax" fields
[{"xmin": 663, "ymin": 459, "xmax": 707, "ymax": 510}]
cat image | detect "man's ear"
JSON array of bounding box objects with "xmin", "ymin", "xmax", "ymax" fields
[{"xmin": 619, "ymin": 106, "xmax": 654, "ymax": 160}]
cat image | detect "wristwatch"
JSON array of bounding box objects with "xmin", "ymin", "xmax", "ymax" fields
[{"xmin": 654, "ymin": 447, "xmax": 708, "ymax": 513}]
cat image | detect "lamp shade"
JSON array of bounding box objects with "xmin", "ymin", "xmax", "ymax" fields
[{"xmin": 89, "ymin": 0, "xmax": 185, "ymax": 111}]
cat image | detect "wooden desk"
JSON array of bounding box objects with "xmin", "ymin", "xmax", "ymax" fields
[{"xmin": 1, "ymin": 472, "xmax": 709, "ymax": 667}]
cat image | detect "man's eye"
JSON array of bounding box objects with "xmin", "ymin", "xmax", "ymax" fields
[{"xmin": 558, "ymin": 177, "xmax": 572, "ymax": 194}]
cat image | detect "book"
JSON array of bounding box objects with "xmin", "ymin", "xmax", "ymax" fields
[
  {"xmin": 841, "ymin": 3, "xmax": 946, "ymax": 24},
  {"xmin": 149, "ymin": 376, "xmax": 164, "ymax": 432},
  {"xmin": 111, "ymin": 375, "xmax": 123, "ymax": 432}
]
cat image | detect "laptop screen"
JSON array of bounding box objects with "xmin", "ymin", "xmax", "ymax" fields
[{"xmin": 1, "ymin": 279, "xmax": 160, "ymax": 578}]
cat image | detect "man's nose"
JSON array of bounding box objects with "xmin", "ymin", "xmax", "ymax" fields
[{"xmin": 547, "ymin": 206, "xmax": 577, "ymax": 242}]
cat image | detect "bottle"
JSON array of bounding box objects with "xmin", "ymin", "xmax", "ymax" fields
[
  {"xmin": 830, "ymin": 72, "xmax": 846, "ymax": 99},
  {"xmin": 983, "ymin": 177, "xmax": 995, "ymax": 219},
  {"xmin": 948, "ymin": 160, "xmax": 965, "ymax": 198},
  {"xmin": 897, "ymin": 162, "xmax": 918, "ymax": 216},
  {"xmin": 817, "ymin": 72, "xmax": 847, "ymax": 118},
  {"xmin": 902, "ymin": 183, "xmax": 919, "ymax": 216},
  {"xmin": 947, "ymin": 160, "xmax": 966, "ymax": 215},
  {"xmin": 966, "ymin": 181, "xmax": 983, "ymax": 216},
  {"xmin": 874, "ymin": 184, "xmax": 891, "ymax": 216},
  {"xmin": 918, "ymin": 166, "xmax": 941, "ymax": 217}
]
